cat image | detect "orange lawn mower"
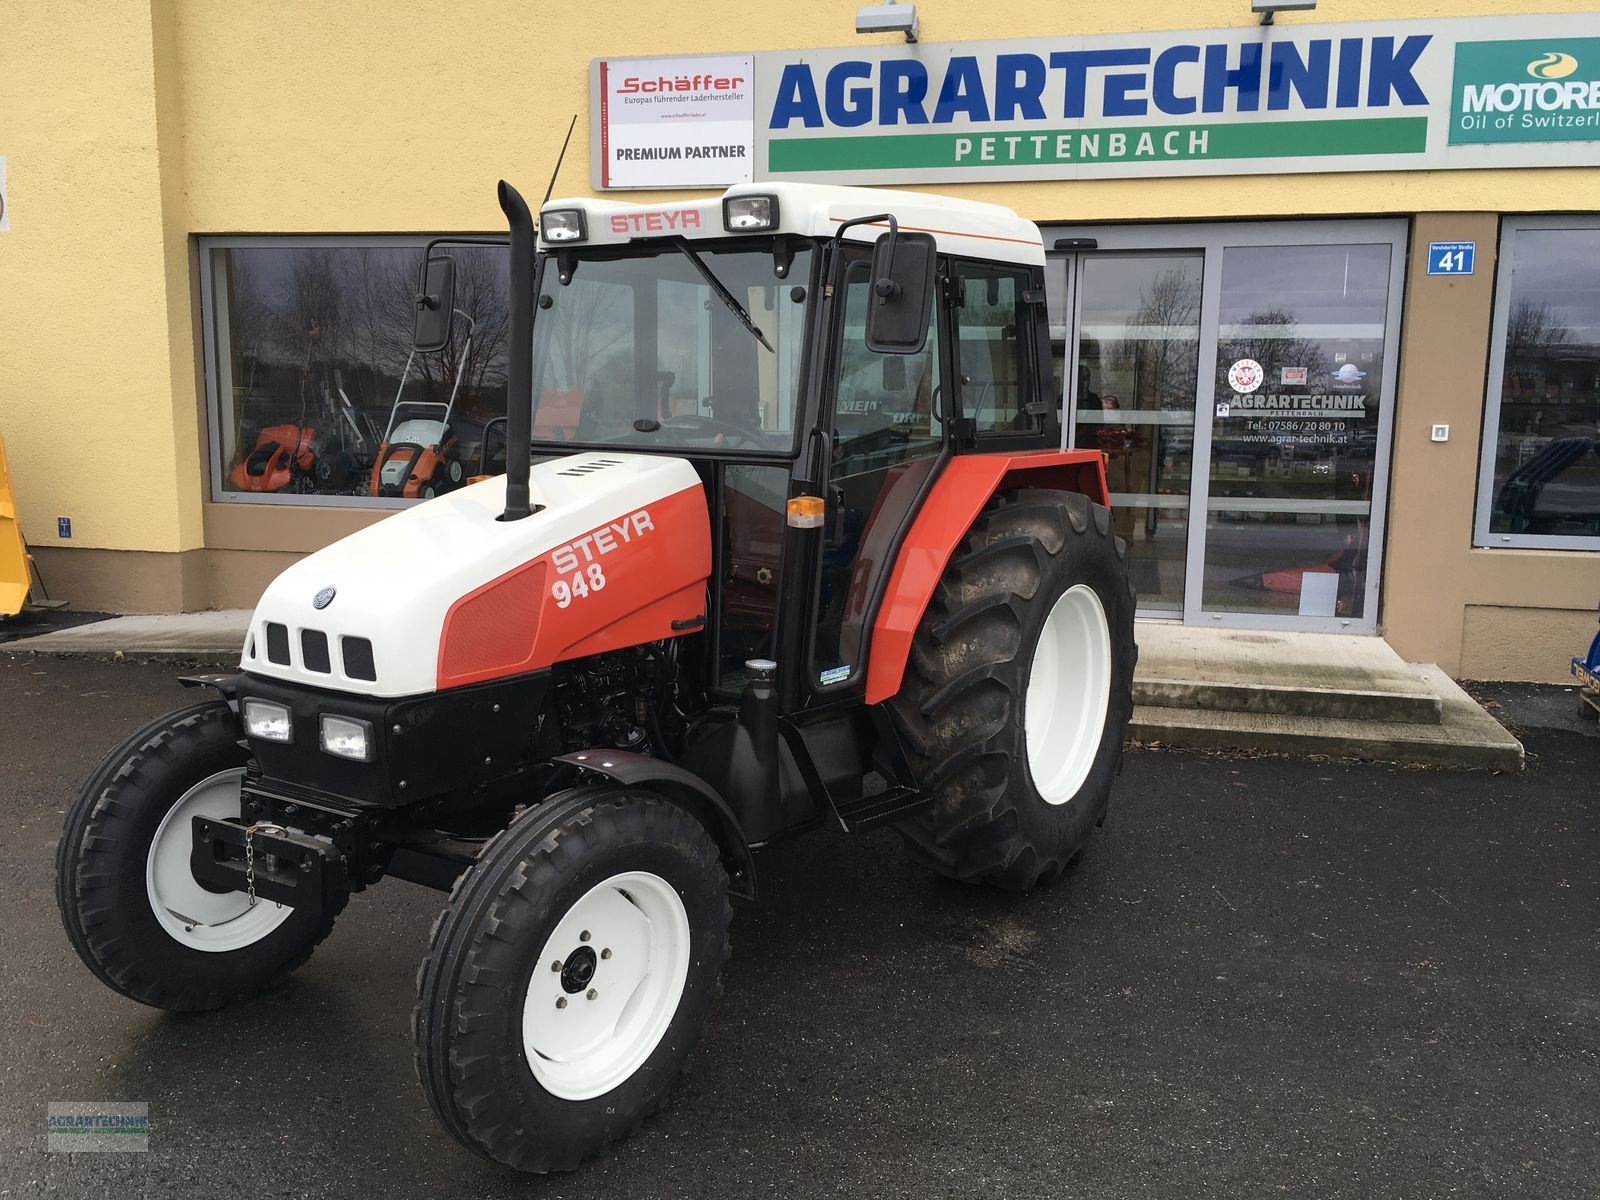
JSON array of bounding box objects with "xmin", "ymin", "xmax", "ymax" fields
[
  {"xmin": 367, "ymin": 310, "xmax": 476, "ymax": 500},
  {"xmin": 229, "ymin": 326, "xmax": 324, "ymax": 494}
]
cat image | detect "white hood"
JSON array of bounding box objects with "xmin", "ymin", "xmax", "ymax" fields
[{"xmin": 242, "ymin": 452, "xmax": 703, "ymax": 698}]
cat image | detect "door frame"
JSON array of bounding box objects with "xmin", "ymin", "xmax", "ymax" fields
[{"xmin": 1045, "ymin": 218, "xmax": 1409, "ymax": 634}]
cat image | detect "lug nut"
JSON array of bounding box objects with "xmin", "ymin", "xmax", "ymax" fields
[
  {"xmin": 392, "ymin": 724, "xmax": 402, "ymax": 735},
  {"xmin": 586, "ymin": 989, "xmax": 597, "ymax": 1000},
  {"xmin": 600, "ymin": 948, "xmax": 612, "ymax": 960},
  {"xmin": 551, "ymin": 960, "xmax": 562, "ymax": 972},
  {"xmin": 555, "ymin": 997, "xmax": 567, "ymax": 1009},
  {"xmin": 579, "ymin": 930, "xmax": 591, "ymax": 942}
]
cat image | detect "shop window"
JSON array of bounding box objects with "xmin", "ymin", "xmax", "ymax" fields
[
  {"xmin": 201, "ymin": 239, "xmax": 508, "ymax": 504},
  {"xmin": 1476, "ymin": 218, "xmax": 1600, "ymax": 550}
]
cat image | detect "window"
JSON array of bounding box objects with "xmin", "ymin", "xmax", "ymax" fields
[
  {"xmin": 954, "ymin": 263, "xmax": 1034, "ymax": 434},
  {"xmin": 831, "ymin": 258, "xmax": 942, "ymax": 470},
  {"xmin": 201, "ymin": 238, "xmax": 509, "ymax": 504},
  {"xmin": 530, "ymin": 243, "xmax": 811, "ymax": 453},
  {"xmin": 1477, "ymin": 217, "xmax": 1600, "ymax": 549}
]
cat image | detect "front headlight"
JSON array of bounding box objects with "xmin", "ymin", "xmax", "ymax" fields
[
  {"xmin": 242, "ymin": 699, "xmax": 293, "ymax": 743},
  {"xmin": 319, "ymin": 714, "xmax": 374, "ymax": 762},
  {"xmin": 723, "ymin": 194, "xmax": 778, "ymax": 232},
  {"xmin": 540, "ymin": 208, "xmax": 587, "ymax": 242}
]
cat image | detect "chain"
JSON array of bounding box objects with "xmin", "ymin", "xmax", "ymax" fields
[{"xmin": 242, "ymin": 823, "xmax": 287, "ymax": 909}]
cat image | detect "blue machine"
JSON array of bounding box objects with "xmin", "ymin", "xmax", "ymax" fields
[{"xmin": 1575, "ymin": 603, "xmax": 1600, "ymax": 720}]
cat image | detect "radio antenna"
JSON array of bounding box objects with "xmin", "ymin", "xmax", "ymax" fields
[{"xmin": 541, "ymin": 115, "xmax": 578, "ymax": 210}]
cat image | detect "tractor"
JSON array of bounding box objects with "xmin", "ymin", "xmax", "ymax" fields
[{"xmin": 57, "ymin": 180, "xmax": 1137, "ymax": 1172}]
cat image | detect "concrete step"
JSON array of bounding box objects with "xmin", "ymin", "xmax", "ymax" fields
[
  {"xmin": 1132, "ymin": 676, "xmax": 1442, "ymax": 724},
  {"xmin": 1130, "ymin": 665, "xmax": 1524, "ymax": 772},
  {"xmin": 1133, "ymin": 622, "xmax": 1442, "ymax": 724}
]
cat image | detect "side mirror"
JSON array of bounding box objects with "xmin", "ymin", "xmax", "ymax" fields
[
  {"xmin": 881, "ymin": 354, "xmax": 906, "ymax": 392},
  {"xmin": 413, "ymin": 254, "xmax": 456, "ymax": 352},
  {"xmin": 865, "ymin": 231, "xmax": 936, "ymax": 355}
]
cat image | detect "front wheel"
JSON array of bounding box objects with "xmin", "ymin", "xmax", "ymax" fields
[
  {"xmin": 889, "ymin": 489, "xmax": 1137, "ymax": 891},
  {"xmin": 413, "ymin": 787, "xmax": 731, "ymax": 1173},
  {"xmin": 56, "ymin": 701, "xmax": 345, "ymax": 1010}
]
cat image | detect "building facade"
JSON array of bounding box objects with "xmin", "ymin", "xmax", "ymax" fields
[{"xmin": 2, "ymin": 0, "xmax": 1596, "ymax": 681}]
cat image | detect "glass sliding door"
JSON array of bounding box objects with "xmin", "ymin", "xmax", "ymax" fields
[
  {"xmin": 1047, "ymin": 219, "xmax": 1405, "ymax": 634},
  {"xmin": 1069, "ymin": 253, "xmax": 1203, "ymax": 614},
  {"xmin": 1202, "ymin": 242, "xmax": 1397, "ymax": 625}
]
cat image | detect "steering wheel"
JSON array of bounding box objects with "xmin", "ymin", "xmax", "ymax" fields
[{"xmin": 659, "ymin": 414, "xmax": 766, "ymax": 449}]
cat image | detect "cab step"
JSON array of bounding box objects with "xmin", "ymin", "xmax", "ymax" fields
[{"xmin": 832, "ymin": 786, "xmax": 933, "ymax": 833}]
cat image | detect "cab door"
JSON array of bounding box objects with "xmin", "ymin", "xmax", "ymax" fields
[{"xmin": 807, "ymin": 244, "xmax": 951, "ymax": 697}]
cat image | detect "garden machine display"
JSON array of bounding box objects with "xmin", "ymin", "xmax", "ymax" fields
[{"xmin": 57, "ymin": 180, "xmax": 1137, "ymax": 1173}]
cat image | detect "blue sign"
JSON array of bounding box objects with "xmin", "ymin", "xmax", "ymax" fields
[
  {"xmin": 57, "ymin": 517, "xmax": 71, "ymax": 539},
  {"xmin": 1428, "ymin": 241, "xmax": 1476, "ymax": 275}
]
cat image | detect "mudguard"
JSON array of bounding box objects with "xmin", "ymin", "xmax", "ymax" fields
[
  {"xmin": 862, "ymin": 448, "xmax": 1109, "ymax": 705},
  {"xmin": 553, "ymin": 749, "xmax": 756, "ymax": 899}
]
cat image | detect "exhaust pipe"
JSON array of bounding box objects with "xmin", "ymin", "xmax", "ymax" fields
[{"xmin": 497, "ymin": 180, "xmax": 534, "ymax": 522}]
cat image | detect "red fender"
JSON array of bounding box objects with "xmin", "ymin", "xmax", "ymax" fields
[{"xmin": 863, "ymin": 449, "xmax": 1109, "ymax": 705}]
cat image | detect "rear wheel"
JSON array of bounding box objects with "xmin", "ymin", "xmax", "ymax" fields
[
  {"xmin": 889, "ymin": 489, "xmax": 1136, "ymax": 891},
  {"xmin": 56, "ymin": 701, "xmax": 345, "ymax": 1010},
  {"xmin": 414, "ymin": 787, "xmax": 731, "ymax": 1172}
]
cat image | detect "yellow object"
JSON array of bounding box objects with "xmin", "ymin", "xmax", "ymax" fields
[
  {"xmin": 787, "ymin": 496, "xmax": 828, "ymax": 529},
  {"xmin": 0, "ymin": 432, "xmax": 31, "ymax": 616}
]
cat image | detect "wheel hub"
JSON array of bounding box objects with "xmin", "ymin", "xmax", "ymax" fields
[
  {"xmin": 560, "ymin": 945, "xmax": 598, "ymax": 993},
  {"xmin": 522, "ymin": 871, "xmax": 691, "ymax": 1101}
]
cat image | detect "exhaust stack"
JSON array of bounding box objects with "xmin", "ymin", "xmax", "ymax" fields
[{"xmin": 497, "ymin": 180, "xmax": 535, "ymax": 522}]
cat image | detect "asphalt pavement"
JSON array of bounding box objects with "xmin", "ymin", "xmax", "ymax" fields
[{"xmin": 1, "ymin": 657, "xmax": 1596, "ymax": 1199}]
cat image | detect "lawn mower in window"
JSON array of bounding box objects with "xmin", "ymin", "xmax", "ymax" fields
[{"xmin": 367, "ymin": 310, "xmax": 476, "ymax": 499}]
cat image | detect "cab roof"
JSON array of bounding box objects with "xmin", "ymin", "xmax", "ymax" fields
[{"xmin": 539, "ymin": 181, "xmax": 1045, "ymax": 267}]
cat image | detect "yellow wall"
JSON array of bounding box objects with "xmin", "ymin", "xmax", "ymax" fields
[
  {"xmin": 0, "ymin": 0, "xmax": 1595, "ymax": 676},
  {"xmin": 0, "ymin": 0, "xmax": 200, "ymax": 554}
]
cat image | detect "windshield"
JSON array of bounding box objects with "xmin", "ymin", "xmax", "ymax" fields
[{"xmin": 530, "ymin": 241, "xmax": 814, "ymax": 453}]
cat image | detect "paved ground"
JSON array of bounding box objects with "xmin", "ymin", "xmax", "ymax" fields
[{"xmin": 1, "ymin": 658, "xmax": 1596, "ymax": 1199}]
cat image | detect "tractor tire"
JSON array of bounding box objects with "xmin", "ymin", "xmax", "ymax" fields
[
  {"xmin": 889, "ymin": 489, "xmax": 1136, "ymax": 892},
  {"xmin": 413, "ymin": 786, "xmax": 731, "ymax": 1173},
  {"xmin": 56, "ymin": 700, "xmax": 345, "ymax": 1011}
]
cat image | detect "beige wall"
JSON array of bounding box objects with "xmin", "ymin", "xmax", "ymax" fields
[
  {"xmin": 1383, "ymin": 214, "xmax": 1597, "ymax": 684},
  {"xmin": 1, "ymin": 1, "xmax": 1595, "ymax": 674}
]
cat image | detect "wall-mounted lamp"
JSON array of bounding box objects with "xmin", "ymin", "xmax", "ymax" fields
[
  {"xmin": 856, "ymin": 2, "xmax": 918, "ymax": 43},
  {"xmin": 1252, "ymin": 0, "xmax": 1316, "ymax": 25}
]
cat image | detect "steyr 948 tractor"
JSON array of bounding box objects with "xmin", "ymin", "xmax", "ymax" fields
[{"xmin": 57, "ymin": 180, "xmax": 1136, "ymax": 1172}]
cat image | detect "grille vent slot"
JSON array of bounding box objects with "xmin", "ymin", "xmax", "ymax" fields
[
  {"xmin": 301, "ymin": 629, "xmax": 331, "ymax": 674},
  {"xmin": 265, "ymin": 623, "xmax": 291, "ymax": 665},
  {"xmin": 342, "ymin": 636, "xmax": 377, "ymax": 682}
]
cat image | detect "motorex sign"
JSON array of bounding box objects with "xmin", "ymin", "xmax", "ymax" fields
[
  {"xmin": 732, "ymin": 12, "xmax": 1600, "ymax": 185},
  {"xmin": 1450, "ymin": 37, "xmax": 1600, "ymax": 144}
]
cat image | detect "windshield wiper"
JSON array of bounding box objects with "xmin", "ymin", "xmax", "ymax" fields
[{"xmin": 670, "ymin": 238, "xmax": 774, "ymax": 353}]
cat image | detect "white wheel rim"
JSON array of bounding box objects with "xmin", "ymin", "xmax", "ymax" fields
[
  {"xmin": 522, "ymin": 871, "xmax": 690, "ymax": 1102},
  {"xmin": 144, "ymin": 768, "xmax": 294, "ymax": 952},
  {"xmin": 1024, "ymin": 583, "xmax": 1113, "ymax": 806}
]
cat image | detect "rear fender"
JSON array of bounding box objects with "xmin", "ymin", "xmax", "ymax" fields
[
  {"xmin": 552, "ymin": 750, "xmax": 757, "ymax": 899},
  {"xmin": 862, "ymin": 449, "xmax": 1109, "ymax": 705}
]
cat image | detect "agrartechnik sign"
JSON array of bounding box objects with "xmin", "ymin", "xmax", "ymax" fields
[{"xmin": 592, "ymin": 12, "xmax": 1600, "ymax": 187}]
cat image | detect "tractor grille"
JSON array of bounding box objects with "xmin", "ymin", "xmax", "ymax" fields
[{"xmin": 248, "ymin": 621, "xmax": 376, "ymax": 686}]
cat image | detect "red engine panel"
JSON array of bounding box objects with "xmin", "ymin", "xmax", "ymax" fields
[
  {"xmin": 436, "ymin": 483, "xmax": 712, "ymax": 689},
  {"xmin": 862, "ymin": 449, "xmax": 1109, "ymax": 705}
]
